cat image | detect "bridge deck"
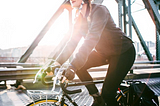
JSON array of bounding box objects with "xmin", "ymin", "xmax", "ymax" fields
[{"xmin": 0, "ymin": 69, "xmax": 160, "ymax": 106}]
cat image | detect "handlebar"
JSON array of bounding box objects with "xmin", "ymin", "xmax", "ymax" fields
[
  {"xmin": 41, "ymin": 69, "xmax": 103, "ymax": 94},
  {"xmin": 41, "ymin": 65, "xmax": 60, "ymax": 85},
  {"xmin": 41, "ymin": 72, "xmax": 53, "ymax": 85},
  {"xmin": 34, "ymin": 64, "xmax": 102, "ymax": 95},
  {"xmin": 60, "ymin": 82, "xmax": 82, "ymax": 94}
]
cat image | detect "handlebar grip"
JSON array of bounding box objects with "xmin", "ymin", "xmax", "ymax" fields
[
  {"xmin": 60, "ymin": 83, "xmax": 82, "ymax": 94},
  {"xmin": 41, "ymin": 72, "xmax": 53, "ymax": 85}
]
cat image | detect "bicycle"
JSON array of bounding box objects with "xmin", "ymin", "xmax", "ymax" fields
[{"xmin": 26, "ymin": 62, "xmax": 138, "ymax": 106}]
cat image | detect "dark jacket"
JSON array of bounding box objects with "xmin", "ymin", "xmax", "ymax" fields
[{"xmin": 56, "ymin": 4, "xmax": 133, "ymax": 70}]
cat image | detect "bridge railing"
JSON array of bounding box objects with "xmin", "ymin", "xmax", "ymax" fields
[
  {"xmin": 0, "ymin": 61, "xmax": 160, "ymax": 82},
  {"xmin": 0, "ymin": 60, "xmax": 160, "ymax": 89}
]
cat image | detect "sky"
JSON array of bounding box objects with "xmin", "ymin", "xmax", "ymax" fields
[{"xmin": 0, "ymin": 0, "xmax": 157, "ymax": 50}]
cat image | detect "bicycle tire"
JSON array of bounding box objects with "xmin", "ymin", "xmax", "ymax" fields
[
  {"xmin": 116, "ymin": 88, "xmax": 129, "ymax": 106},
  {"xmin": 26, "ymin": 99, "xmax": 68, "ymax": 106}
]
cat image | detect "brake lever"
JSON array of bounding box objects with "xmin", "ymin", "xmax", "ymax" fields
[{"xmin": 33, "ymin": 68, "xmax": 43, "ymax": 83}]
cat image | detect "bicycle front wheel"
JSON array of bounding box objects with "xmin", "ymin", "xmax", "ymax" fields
[{"xmin": 26, "ymin": 99, "xmax": 68, "ymax": 106}]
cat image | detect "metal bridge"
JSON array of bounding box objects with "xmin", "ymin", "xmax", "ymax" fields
[{"xmin": 0, "ymin": 0, "xmax": 160, "ymax": 106}]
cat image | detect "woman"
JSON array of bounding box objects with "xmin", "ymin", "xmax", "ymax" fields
[{"xmin": 54, "ymin": 0, "xmax": 136, "ymax": 105}]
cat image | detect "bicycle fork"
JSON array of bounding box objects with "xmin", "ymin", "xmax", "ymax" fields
[{"xmin": 58, "ymin": 92, "xmax": 78, "ymax": 106}]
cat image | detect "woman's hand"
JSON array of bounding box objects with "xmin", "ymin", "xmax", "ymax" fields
[
  {"xmin": 44, "ymin": 65, "xmax": 60, "ymax": 76},
  {"xmin": 63, "ymin": 64, "xmax": 76, "ymax": 80}
]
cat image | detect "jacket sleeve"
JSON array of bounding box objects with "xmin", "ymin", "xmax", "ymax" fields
[
  {"xmin": 55, "ymin": 16, "xmax": 83, "ymax": 65},
  {"xmin": 71, "ymin": 6, "xmax": 109, "ymax": 70}
]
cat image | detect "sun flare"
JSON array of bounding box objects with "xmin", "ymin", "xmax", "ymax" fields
[{"xmin": 39, "ymin": 9, "xmax": 70, "ymax": 47}]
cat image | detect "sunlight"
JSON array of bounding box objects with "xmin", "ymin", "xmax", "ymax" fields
[
  {"xmin": 39, "ymin": 9, "xmax": 69, "ymax": 47},
  {"xmin": 0, "ymin": 0, "xmax": 157, "ymax": 50},
  {"xmin": 0, "ymin": 0, "xmax": 67, "ymax": 49}
]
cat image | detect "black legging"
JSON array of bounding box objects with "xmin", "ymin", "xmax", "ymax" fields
[{"xmin": 76, "ymin": 44, "xmax": 136, "ymax": 106}]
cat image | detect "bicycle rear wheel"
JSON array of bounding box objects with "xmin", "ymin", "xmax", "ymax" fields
[
  {"xmin": 116, "ymin": 88, "xmax": 129, "ymax": 106},
  {"xmin": 26, "ymin": 99, "xmax": 68, "ymax": 106}
]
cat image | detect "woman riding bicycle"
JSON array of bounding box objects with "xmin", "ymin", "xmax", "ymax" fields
[{"xmin": 50, "ymin": 0, "xmax": 136, "ymax": 105}]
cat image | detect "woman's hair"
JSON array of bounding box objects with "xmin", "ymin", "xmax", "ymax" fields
[
  {"xmin": 83, "ymin": 0, "xmax": 92, "ymax": 21},
  {"xmin": 73, "ymin": 0, "xmax": 92, "ymax": 21}
]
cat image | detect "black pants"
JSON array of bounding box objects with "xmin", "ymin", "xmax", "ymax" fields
[{"xmin": 76, "ymin": 44, "xmax": 136, "ymax": 106}]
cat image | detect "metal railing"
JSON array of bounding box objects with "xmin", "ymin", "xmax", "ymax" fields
[{"xmin": 0, "ymin": 61, "xmax": 160, "ymax": 82}]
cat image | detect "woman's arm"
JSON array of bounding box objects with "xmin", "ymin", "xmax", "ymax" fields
[
  {"xmin": 55, "ymin": 15, "xmax": 83, "ymax": 65},
  {"xmin": 71, "ymin": 6, "xmax": 109, "ymax": 70}
]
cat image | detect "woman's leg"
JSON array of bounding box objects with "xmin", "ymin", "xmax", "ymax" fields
[
  {"xmin": 101, "ymin": 45, "xmax": 136, "ymax": 106},
  {"xmin": 76, "ymin": 50, "xmax": 108, "ymax": 95}
]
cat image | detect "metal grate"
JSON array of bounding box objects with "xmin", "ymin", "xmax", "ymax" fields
[
  {"xmin": 25, "ymin": 77, "xmax": 160, "ymax": 105},
  {"xmin": 64, "ymin": 84, "xmax": 103, "ymax": 106},
  {"xmin": 64, "ymin": 78, "xmax": 160, "ymax": 105}
]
